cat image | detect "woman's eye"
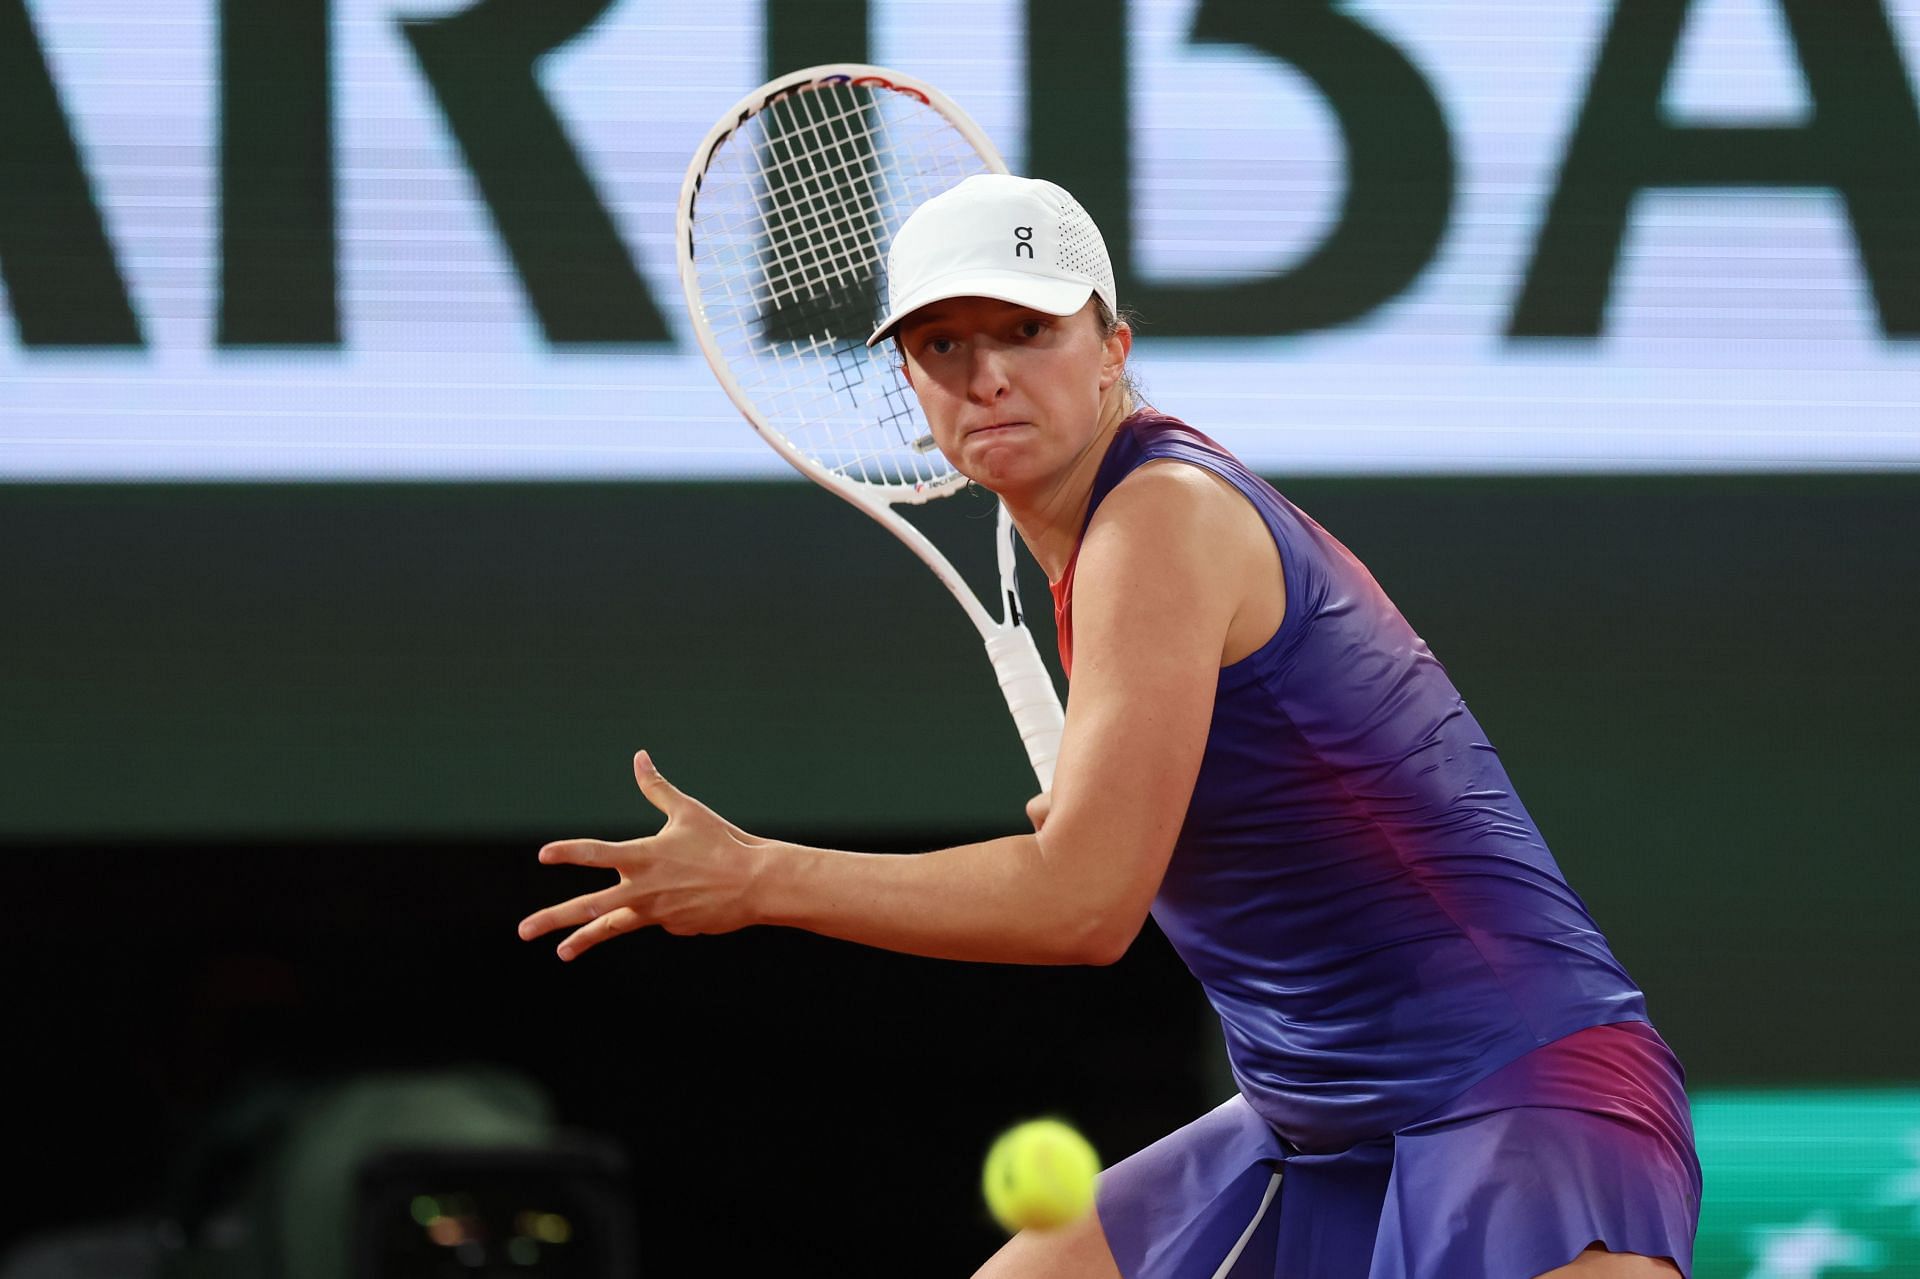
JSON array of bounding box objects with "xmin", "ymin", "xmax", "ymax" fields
[
  {"xmin": 1018, "ymin": 320, "xmax": 1045, "ymax": 338},
  {"xmin": 927, "ymin": 337, "xmax": 954, "ymax": 355}
]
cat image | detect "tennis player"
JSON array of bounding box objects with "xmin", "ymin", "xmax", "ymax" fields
[{"xmin": 520, "ymin": 174, "xmax": 1702, "ymax": 1278}]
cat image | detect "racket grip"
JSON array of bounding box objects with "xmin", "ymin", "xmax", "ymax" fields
[{"xmin": 984, "ymin": 629, "xmax": 1066, "ymax": 791}]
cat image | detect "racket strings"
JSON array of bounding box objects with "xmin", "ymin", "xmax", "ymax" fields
[
  {"xmin": 742, "ymin": 86, "xmax": 967, "ymax": 486},
  {"xmin": 688, "ymin": 79, "xmax": 991, "ymax": 493},
  {"xmin": 750, "ymin": 95, "xmax": 889, "ymax": 307}
]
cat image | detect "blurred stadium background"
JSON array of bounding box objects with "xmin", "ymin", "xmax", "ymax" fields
[{"xmin": 4, "ymin": 1, "xmax": 1917, "ymax": 1275}]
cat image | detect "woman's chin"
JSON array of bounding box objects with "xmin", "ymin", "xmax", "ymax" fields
[{"xmin": 962, "ymin": 435, "xmax": 1041, "ymax": 490}]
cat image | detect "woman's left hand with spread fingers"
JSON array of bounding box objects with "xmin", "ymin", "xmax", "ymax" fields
[{"xmin": 518, "ymin": 751, "xmax": 772, "ymax": 959}]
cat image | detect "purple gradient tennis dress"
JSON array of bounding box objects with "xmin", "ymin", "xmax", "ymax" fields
[{"xmin": 1048, "ymin": 413, "xmax": 1701, "ymax": 1279}]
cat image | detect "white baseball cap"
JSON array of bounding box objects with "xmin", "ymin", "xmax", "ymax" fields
[{"xmin": 866, "ymin": 174, "xmax": 1118, "ymax": 347}]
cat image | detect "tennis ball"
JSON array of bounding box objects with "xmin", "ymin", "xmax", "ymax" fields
[{"xmin": 981, "ymin": 1118, "xmax": 1101, "ymax": 1233}]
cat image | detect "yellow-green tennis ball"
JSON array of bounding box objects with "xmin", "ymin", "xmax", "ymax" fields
[{"xmin": 981, "ymin": 1118, "xmax": 1101, "ymax": 1233}]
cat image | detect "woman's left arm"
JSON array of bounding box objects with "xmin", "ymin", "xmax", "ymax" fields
[
  {"xmin": 1003, "ymin": 460, "xmax": 1255, "ymax": 960},
  {"xmin": 519, "ymin": 462, "xmax": 1254, "ymax": 966}
]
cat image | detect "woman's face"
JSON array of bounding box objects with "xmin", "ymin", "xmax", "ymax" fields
[{"xmin": 897, "ymin": 296, "xmax": 1128, "ymax": 497}]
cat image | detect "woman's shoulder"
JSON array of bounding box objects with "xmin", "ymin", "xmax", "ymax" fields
[
  {"xmin": 1096, "ymin": 439, "xmax": 1248, "ymax": 531},
  {"xmin": 1103, "ymin": 412, "xmax": 1270, "ymax": 510},
  {"xmin": 1086, "ymin": 450, "xmax": 1279, "ymax": 594},
  {"xmin": 1084, "ymin": 409, "xmax": 1297, "ymax": 567},
  {"xmin": 1082, "ymin": 431, "xmax": 1289, "ymax": 669},
  {"xmin": 1090, "ymin": 457, "xmax": 1229, "ymax": 531}
]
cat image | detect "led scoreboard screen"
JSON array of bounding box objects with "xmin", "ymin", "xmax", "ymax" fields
[{"xmin": 3, "ymin": 0, "xmax": 1918, "ymax": 478}]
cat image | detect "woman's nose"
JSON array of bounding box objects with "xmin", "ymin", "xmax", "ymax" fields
[{"xmin": 968, "ymin": 347, "xmax": 1011, "ymax": 401}]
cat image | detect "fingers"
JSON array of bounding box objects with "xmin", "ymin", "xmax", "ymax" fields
[
  {"xmin": 538, "ymin": 838, "xmax": 613, "ymax": 867},
  {"xmin": 517, "ymin": 882, "xmax": 631, "ymax": 943},
  {"xmin": 632, "ymin": 750, "xmax": 685, "ymax": 816},
  {"xmin": 524, "ymin": 750, "xmax": 687, "ymax": 959},
  {"xmin": 555, "ymin": 907, "xmax": 643, "ymax": 961},
  {"xmin": 1025, "ymin": 790, "xmax": 1052, "ymax": 833}
]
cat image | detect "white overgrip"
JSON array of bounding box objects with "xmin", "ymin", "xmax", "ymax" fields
[{"xmin": 983, "ymin": 628, "xmax": 1065, "ymax": 791}]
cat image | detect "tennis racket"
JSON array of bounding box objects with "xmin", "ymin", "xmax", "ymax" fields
[{"xmin": 675, "ymin": 65, "xmax": 1065, "ymax": 789}]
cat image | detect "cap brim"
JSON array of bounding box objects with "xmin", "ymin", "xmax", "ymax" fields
[{"xmin": 865, "ymin": 271, "xmax": 1096, "ymax": 348}]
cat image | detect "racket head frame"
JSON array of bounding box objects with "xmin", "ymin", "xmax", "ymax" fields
[
  {"xmin": 675, "ymin": 64, "xmax": 1006, "ymax": 502},
  {"xmin": 674, "ymin": 65, "xmax": 1018, "ymax": 629},
  {"xmin": 676, "ymin": 65, "xmax": 1063, "ymax": 785}
]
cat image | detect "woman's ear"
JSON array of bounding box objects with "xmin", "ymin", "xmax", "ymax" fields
[{"xmin": 1100, "ymin": 322, "xmax": 1133, "ymax": 390}]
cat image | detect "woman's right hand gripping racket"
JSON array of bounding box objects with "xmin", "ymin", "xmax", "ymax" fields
[{"xmin": 675, "ymin": 65, "xmax": 1065, "ymax": 788}]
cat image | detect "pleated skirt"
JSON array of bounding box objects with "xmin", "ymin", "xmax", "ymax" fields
[{"xmin": 1095, "ymin": 1021, "xmax": 1702, "ymax": 1279}]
